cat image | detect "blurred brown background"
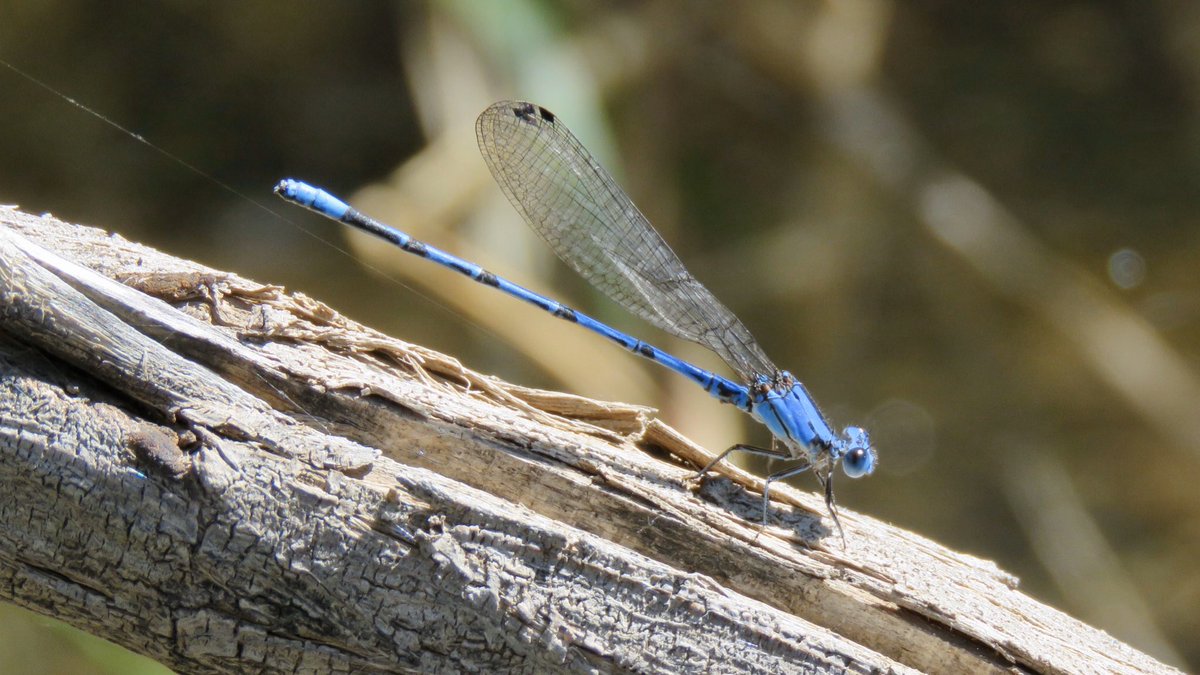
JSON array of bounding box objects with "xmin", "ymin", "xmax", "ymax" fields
[{"xmin": 1, "ymin": 1, "xmax": 1197, "ymax": 671}]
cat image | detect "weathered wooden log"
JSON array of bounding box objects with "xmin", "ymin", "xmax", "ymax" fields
[{"xmin": 0, "ymin": 206, "xmax": 1176, "ymax": 673}]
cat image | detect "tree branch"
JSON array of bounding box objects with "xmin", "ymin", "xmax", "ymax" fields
[{"xmin": 0, "ymin": 206, "xmax": 1176, "ymax": 673}]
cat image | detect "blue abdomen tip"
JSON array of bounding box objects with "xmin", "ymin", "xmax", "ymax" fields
[{"xmin": 274, "ymin": 179, "xmax": 351, "ymax": 219}]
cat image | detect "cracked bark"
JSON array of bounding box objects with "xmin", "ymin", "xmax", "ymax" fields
[{"xmin": 0, "ymin": 206, "xmax": 1176, "ymax": 674}]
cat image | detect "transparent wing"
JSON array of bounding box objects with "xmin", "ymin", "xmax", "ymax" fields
[{"xmin": 476, "ymin": 100, "xmax": 776, "ymax": 381}]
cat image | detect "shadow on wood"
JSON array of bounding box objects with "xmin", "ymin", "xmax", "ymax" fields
[{"xmin": 0, "ymin": 207, "xmax": 1176, "ymax": 673}]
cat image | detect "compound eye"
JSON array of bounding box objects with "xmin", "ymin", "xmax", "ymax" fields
[{"xmin": 842, "ymin": 446, "xmax": 876, "ymax": 478}]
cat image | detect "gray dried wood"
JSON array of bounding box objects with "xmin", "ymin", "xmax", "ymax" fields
[{"xmin": 0, "ymin": 206, "xmax": 1177, "ymax": 674}]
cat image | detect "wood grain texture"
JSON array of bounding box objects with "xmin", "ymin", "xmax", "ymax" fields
[{"xmin": 0, "ymin": 206, "xmax": 1177, "ymax": 674}]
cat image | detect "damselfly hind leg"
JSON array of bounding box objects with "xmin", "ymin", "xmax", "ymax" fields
[
  {"xmin": 691, "ymin": 443, "xmax": 791, "ymax": 482},
  {"xmin": 692, "ymin": 443, "xmax": 820, "ymax": 528}
]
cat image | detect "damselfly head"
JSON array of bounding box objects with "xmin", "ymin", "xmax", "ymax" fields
[{"xmin": 839, "ymin": 426, "xmax": 876, "ymax": 478}]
